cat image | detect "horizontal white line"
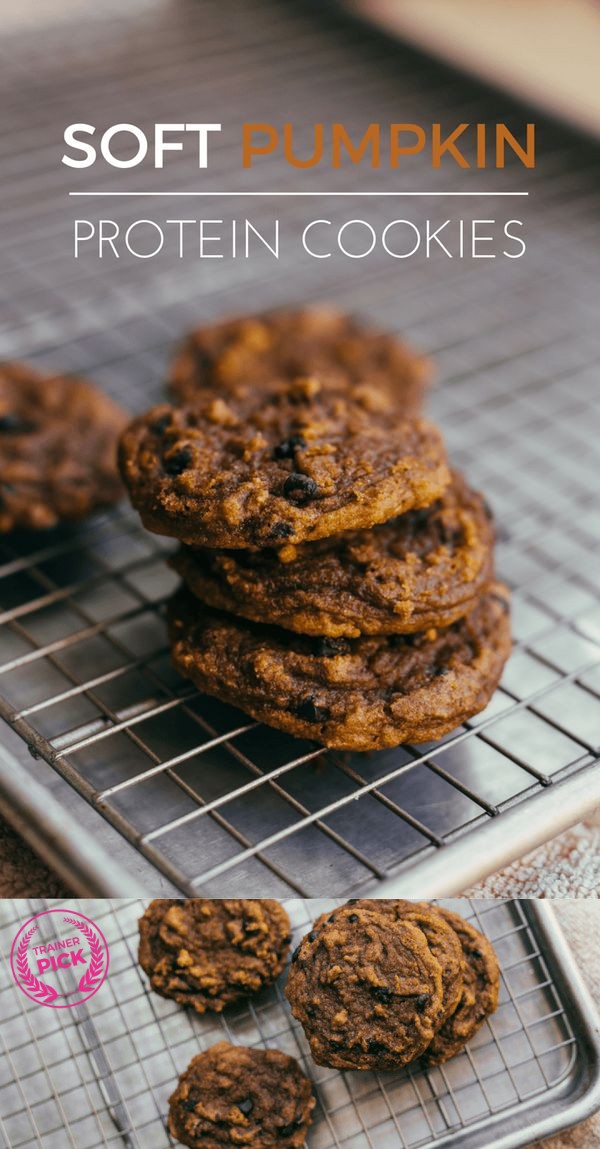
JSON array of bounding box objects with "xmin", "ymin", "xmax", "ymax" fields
[{"xmin": 68, "ymin": 190, "xmax": 529, "ymax": 197}]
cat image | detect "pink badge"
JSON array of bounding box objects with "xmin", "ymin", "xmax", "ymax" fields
[{"xmin": 10, "ymin": 908, "xmax": 110, "ymax": 1009}]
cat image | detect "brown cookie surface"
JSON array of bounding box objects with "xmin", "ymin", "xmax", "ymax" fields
[
  {"xmin": 168, "ymin": 1042, "xmax": 314, "ymax": 1149},
  {"xmin": 118, "ymin": 378, "xmax": 449, "ymax": 549},
  {"xmin": 0, "ymin": 361, "xmax": 126, "ymax": 532},
  {"xmin": 169, "ymin": 306, "xmax": 430, "ymax": 413},
  {"xmin": 347, "ymin": 900, "xmax": 464, "ymax": 1025},
  {"xmin": 285, "ymin": 902, "xmax": 444, "ymax": 1071},
  {"xmin": 423, "ymin": 908, "xmax": 500, "ymax": 1064},
  {"xmin": 138, "ymin": 899, "xmax": 291, "ymax": 1014},
  {"xmin": 172, "ymin": 471, "xmax": 494, "ymax": 637},
  {"xmin": 167, "ymin": 583, "xmax": 511, "ymax": 751}
]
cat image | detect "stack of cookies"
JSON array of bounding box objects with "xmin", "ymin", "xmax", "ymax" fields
[
  {"xmin": 119, "ymin": 308, "xmax": 511, "ymax": 751},
  {"xmin": 286, "ymin": 898, "xmax": 500, "ymax": 1071}
]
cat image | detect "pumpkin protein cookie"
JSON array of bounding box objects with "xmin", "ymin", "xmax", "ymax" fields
[
  {"xmin": 168, "ymin": 1042, "xmax": 314, "ymax": 1149},
  {"xmin": 138, "ymin": 899, "xmax": 291, "ymax": 1014},
  {"xmin": 167, "ymin": 583, "xmax": 511, "ymax": 751},
  {"xmin": 423, "ymin": 908, "xmax": 500, "ymax": 1065},
  {"xmin": 285, "ymin": 901, "xmax": 444, "ymax": 1071},
  {"xmin": 171, "ymin": 470, "xmax": 494, "ymax": 637},
  {"xmin": 331, "ymin": 900, "xmax": 464, "ymax": 1025},
  {"xmin": 169, "ymin": 305, "xmax": 430, "ymax": 412},
  {"xmin": 118, "ymin": 377, "xmax": 450, "ymax": 549},
  {"xmin": 0, "ymin": 361, "xmax": 127, "ymax": 532}
]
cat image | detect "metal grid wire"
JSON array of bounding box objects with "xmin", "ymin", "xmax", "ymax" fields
[
  {"xmin": 0, "ymin": 898, "xmax": 588, "ymax": 1149},
  {"xmin": 0, "ymin": 0, "xmax": 600, "ymax": 895}
]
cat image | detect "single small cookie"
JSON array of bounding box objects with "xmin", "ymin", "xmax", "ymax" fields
[
  {"xmin": 285, "ymin": 902, "xmax": 444, "ymax": 1070},
  {"xmin": 0, "ymin": 361, "xmax": 127, "ymax": 532},
  {"xmin": 336, "ymin": 900, "xmax": 464, "ymax": 1025},
  {"xmin": 423, "ymin": 908, "xmax": 500, "ymax": 1064},
  {"xmin": 168, "ymin": 1042, "xmax": 314, "ymax": 1149},
  {"xmin": 138, "ymin": 899, "xmax": 291, "ymax": 1014},
  {"xmin": 167, "ymin": 584, "xmax": 511, "ymax": 751},
  {"xmin": 169, "ymin": 306, "xmax": 430, "ymax": 413},
  {"xmin": 118, "ymin": 378, "xmax": 449, "ymax": 549},
  {"xmin": 171, "ymin": 471, "xmax": 494, "ymax": 637}
]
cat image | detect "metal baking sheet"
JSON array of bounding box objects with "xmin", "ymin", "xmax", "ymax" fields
[
  {"xmin": 0, "ymin": 0, "xmax": 599, "ymax": 897},
  {"xmin": 1, "ymin": 898, "xmax": 599, "ymax": 1149}
]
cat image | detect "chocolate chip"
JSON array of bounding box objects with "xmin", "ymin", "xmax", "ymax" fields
[
  {"xmin": 193, "ymin": 348, "xmax": 214, "ymax": 374},
  {"xmin": 392, "ymin": 631, "xmax": 417, "ymax": 649},
  {"xmin": 416, "ymin": 994, "xmax": 430, "ymax": 1013},
  {"xmin": 164, "ymin": 445, "xmax": 193, "ymax": 475},
  {"xmin": 294, "ymin": 698, "xmax": 330, "ymax": 723},
  {"xmin": 433, "ymin": 665, "xmax": 451, "ymax": 678},
  {"xmin": 0, "ymin": 413, "xmax": 33, "ymax": 433},
  {"xmin": 408, "ymin": 505, "xmax": 432, "ymax": 530},
  {"xmin": 306, "ymin": 1005, "xmax": 317, "ymax": 1018},
  {"xmin": 268, "ymin": 521, "xmax": 294, "ymax": 539},
  {"xmin": 182, "ymin": 1098, "xmax": 197, "ymax": 1113},
  {"xmin": 314, "ymin": 636, "xmax": 350, "ymax": 657},
  {"xmin": 278, "ymin": 1122, "xmax": 296, "ymax": 1137},
  {"xmin": 329, "ymin": 1040, "xmax": 344, "ymax": 1051},
  {"xmin": 348, "ymin": 913, "xmax": 358, "ymax": 922},
  {"xmin": 307, "ymin": 930, "xmax": 318, "ymax": 942},
  {"xmin": 150, "ymin": 412, "xmax": 172, "ymax": 434},
  {"xmin": 274, "ymin": 434, "xmax": 306, "ymax": 459},
  {"xmin": 291, "ymin": 945, "xmax": 301, "ymax": 964},
  {"xmin": 238, "ymin": 1098, "xmax": 253, "ymax": 1115},
  {"xmin": 348, "ymin": 900, "xmax": 358, "ymax": 905},
  {"xmin": 327, "ymin": 915, "xmax": 337, "ymax": 923},
  {"xmin": 372, "ymin": 986, "xmax": 392, "ymax": 1003},
  {"xmin": 367, "ymin": 1039, "xmax": 386, "ymax": 1053},
  {"xmin": 282, "ymin": 934, "xmax": 292, "ymax": 945},
  {"xmin": 283, "ymin": 472, "xmax": 318, "ymax": 503}
]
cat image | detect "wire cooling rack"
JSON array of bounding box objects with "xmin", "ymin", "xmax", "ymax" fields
[
  {"xmin": 1, "ymin": 898, "xmax": 599, "ymax": 1149},
  {"xmin": 0, "ymin": 0, "xmax": 600, "ymax": 895}
]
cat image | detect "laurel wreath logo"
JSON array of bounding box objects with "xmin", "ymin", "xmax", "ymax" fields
[
  {"xmin": 15, "ymin": 924, "xmax": 59, "ymax": 1004},
  {"xmin": 62, "ymin": 917, "xmax": 106, "ymax": 994}
]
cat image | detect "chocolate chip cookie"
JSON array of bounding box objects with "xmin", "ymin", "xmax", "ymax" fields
[
  {"xmin": 118, "ymin": 378, "xmax": 449, "ymax": 549},
  {"xmin": 285, "ymin": 902, "xmax": 444, "ymax": 1070},
  {"xmin": 168, "ymin": 1042, "xmax": 314, "ymax": 1149},
  {"xmin": 167, "ymin": 583, "xmax": 511, "ymax": 751},
  {"xmin": 169, "ymin": 306, "xmax": 430, "ymax": 413},
  {"xmin": 0, "ymin": 361, "xmax": 126, "ymax": 532},
  {"xmin": 171, "ymin": 471, "xmax": 493, "ymax": 637},
  {"xmin": 423, "ymin": 908, "xmax": 500, "ymax": 1064},
  {"xmin": 342, "ymin": 900, "xmax": 464, "ymax": 1025},
  {"xmin": 138, "ymin": 899, "xmax": 291, "ymax": 1014}
]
